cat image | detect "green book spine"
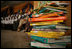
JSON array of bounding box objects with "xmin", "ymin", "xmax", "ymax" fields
[
  {"xmin": 31, "ymin": 35, "xmax": 71, "ymax": 44},
  {"xmin": 33, "ymin": 25, "xmax": 56, "ymax": 29}
]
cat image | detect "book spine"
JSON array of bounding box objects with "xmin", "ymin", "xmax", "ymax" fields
[
  {"xmin": 28, "ymin": 31, "xmax": 65, "ymax": 38},
  {"xmin": 31, "ymin": 35, "xmax": 48, "ymax": 43},
  {"xmin": 31, "ymin": 35, "xmax": 71, "ymax": 44},
  {"xmin": 44, "ymin": 6, "xmax": 67, "ymax": 10},
  {"xmin": 31, "ymin": 41, "xmax": 66, "ymax": 48},
  {"xmin": 29, "ymin": 16, "xmax": 66, "ymax": 22},
  {"xmin": 30, "ymin": 23, "xmax": 58, "ymax": 26},
  {"xmin": 33, "ymin": 25, "xmax": 56, "ymax": 29},
  {"xmin": 32, "ymin": 12, "xmax": 63, "ymax": 18},
  {"xmin": 32, "ymin": 29, "xmax": 66, "ymax": 32},
  {"xmin": 38, "ymin": 13, "xmax": 58, "ymax": 18},
  {"xmin": 30, "ymin": 20, "xmax": 63, "ymax": 26},
  {"xmin": 56, "ymin": 26, "xmax": 71, "ymax": 29},
  {"xmin": 32, "ymin": 25, "xmax": 71, "ymax": 29},
  {"xmin": 31, "ymin": 41, "xmax": 51, "ymax": 48}
]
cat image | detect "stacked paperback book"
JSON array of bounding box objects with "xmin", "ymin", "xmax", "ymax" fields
[{"xmin": 26, "ymin": 2, "xmax": 71, "ymax": 48}]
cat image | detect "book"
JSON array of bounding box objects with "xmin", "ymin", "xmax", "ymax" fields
[
  {"xmin": 32, "ymin": 29, "xmax": 66, "ymax": 32},
  {"xmin": 27, "ymin": 31, "xmax": 65, "ymax": 38},
  {"xmin": 30, "ymin": 20, "xmax": 64, "ymax": 26},
  {"xmin": 31, "ymin": 41, "xmax": 66, "ymax": 48},
  {"xmin": 29, "ymin": 16, "xmax": 66, "ymax": 22},
  {"xmin": 38, "ymin": 12, "xmax": 64, "ymax": 18},
  {"xmin": 32, "ymin": 12, "xmax": 63, "ymax": 18},
  {"xmin": 47, "ymin": 3, "xmax": 69, "ymax": 8},
  {"xmin": 30, "ymin": 22, "xmax": 58, "ymax": 26},
  {"xmin": 56, "ymin": 25, "xmax": 71, "ymax": 29},
  {"xmin": 39, "ymin": 7, "xmax": 67, "ymax": 13},
  {"xmin": 43, "ymin": 6, "xmax": 67, "ymax": 10},
  {"xmin": 58, "ymin": 36, "xmax": 71, "ymax": 39},
  {"xmin": 33, "ymin": 25, "xmax": 71, "ymax": 29},
  {"xmin": 33, "ymin": 25, "xmax": 56, "ymax": 29},
  {"xmin": 31, "ymin": 35, "xmax": 71, "ymax": 44},
  {"xmin": 31, "ymin": 41, "xmax": 51, "ymax": 48}
]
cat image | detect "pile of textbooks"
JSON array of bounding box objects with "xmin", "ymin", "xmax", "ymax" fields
[{"xmin": 27, "ymin": 2, "xmax": 71, "ymax": 48}]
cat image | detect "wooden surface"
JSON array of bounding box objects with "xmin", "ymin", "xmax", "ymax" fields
[{"xmin": 1, "ymin": 30, "xmax": 33, "ymax": 48}]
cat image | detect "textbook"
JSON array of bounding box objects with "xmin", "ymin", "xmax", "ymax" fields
[
  {"xmin": 33, "ymin": 25, "xmax": 56, "ymax": 29},
  {"xmin": 32, "ymin": 12, "xmax": 63, "ymax": 18},
  {"xmin": 56, "ymin": 25, "xmax": 71, "ymax": 29},
  {"xmin": 30, "ymin": 22, "xmax": 58, "ymax": 26},
  {"xmin": 43, "ymin": 6, "xmax": 67, "ymax": 10},
  {"xmin": 33, "ymin": 25, "xmax": 71, "ymax": 29},
  {"xmin": 31, "ymin": 41, "xmax": 51, "ymax": 48},
  {"xmin": 38, "ymin": 13, "xmax": 64, "ymax": 18},
  {"xmin": 27, "ymin": 31, "xmax": 65, "ymax": 38},
  {"xmin": 58, "ymin": 36, "xmax": 71, "ymax": 39},
  {"xmin": 32, "ymin": 29, "xmax": 66, "ymax": 32},
  {"xmin": 31, "ymin": 35, "xmax": 71, "ymax": 43},
  {"xmin": 39, "ymin": 10, "xmax": 58, "ymax": 14},
  {"xmin": 31, "ymin": 41, "xmax": 66, "ymax": 48},
  {"xmin": 29, "ymin": 16, "xmax": 66, "ymax": 22},
  {"xmin": 30, "ymin": 20, "xmax": 63, "ymax": 26},
  {"xmin": 39, "ymin": 7, "xmax": 67, "ymax": 14},
  {"xmin": 45, "ymin": 2, "xmax": 69, "ymax": 7}
]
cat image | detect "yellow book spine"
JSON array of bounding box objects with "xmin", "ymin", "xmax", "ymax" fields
[
  {"xmin": 26, "ymin": 31, "xmax": 65, "ymax": 38},
  {"xmin": 30, "ymin": 20, "xmax": 63, "ymax": 26},
  {"xmin": 30, "ymin": 22, "xmax": 58, "ymax": 26}
]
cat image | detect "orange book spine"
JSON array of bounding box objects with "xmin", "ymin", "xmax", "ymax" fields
[{"xmin": 29, "ymin": 16, "xmax": 66, "ymax": 22}]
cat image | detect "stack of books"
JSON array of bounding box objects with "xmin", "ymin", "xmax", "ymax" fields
[{"xmin": 26, "ymin": 2, "xmax": 71, "ymax": 48}]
